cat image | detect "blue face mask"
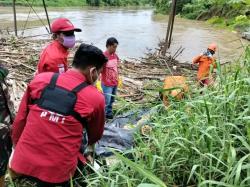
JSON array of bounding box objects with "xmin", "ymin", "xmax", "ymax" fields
[
  {"xmin": 204, "ymin": 50, "xmax": 213, "ymax": 58},
  {"xmin": 62, "ymin": 35, "xmax": 76, "ymax": 48}
]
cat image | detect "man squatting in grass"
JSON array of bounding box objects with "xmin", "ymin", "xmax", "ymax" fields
[{"xmin": 9, "ymin": 44, "xmax": 108, "ymax": 187}]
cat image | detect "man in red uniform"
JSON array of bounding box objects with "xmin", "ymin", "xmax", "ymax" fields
[
  {"xmin": 37, "ymin": 18, "xmax": 82, "ymax": 74},
  {"xmin": 10, "ymin": 44, "xmax": 107, "ymax": 187},
  {"xmin": 101, "ymin": 37, "xmax": 120, "ymax": 119}
]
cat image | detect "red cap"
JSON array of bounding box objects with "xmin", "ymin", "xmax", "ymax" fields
[{"xmin": 51, "ymin": 18, "xmax": 82, "ymax": 33}]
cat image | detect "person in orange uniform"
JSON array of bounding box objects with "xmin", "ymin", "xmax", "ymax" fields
[
  {"xmin": 37, "ymin": 18, "xmax": 82, "ymax": 74},
  {"xmin": 192, "ymin": 43, "xmax": 217, "ymax": 86}
]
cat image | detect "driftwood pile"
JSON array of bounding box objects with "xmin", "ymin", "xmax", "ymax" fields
[
  {"xmin": 0, "ymin": 37, "xmax": 47, "ymax": 110},
  {"xmin": 0, "ymin": 36, "xmax": 196, "ymax": 109},
  {"xmin": 119, "ymin": 50, "xmax": 197, "ymax": 102}
]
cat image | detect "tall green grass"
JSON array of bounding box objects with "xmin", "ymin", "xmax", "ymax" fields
[{"xmin": 81, "ymin": 47, "xmax": 250, "ymax": 186}]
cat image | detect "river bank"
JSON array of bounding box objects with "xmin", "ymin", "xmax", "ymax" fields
[
  {"xmin": 153, "ymin": 0, "xmax": 250, "ymax": 36},
  {"xmin": 1, "ymin": 7, "xmax": 249, "ymax": 63},
  {"xmin": 1, "ymin": 35, "xmax": 249, "ymax": 187},
  {"xmin": 0, "ymin": 36, "xmax": 197, "ymax": 110},
  {"xmin": 154, "ymin": 13, "xmax": 250, "ymax": 41},
  {"xmin": 91, "ymin": 45, "xmax": 250, "ymax": 186},
  {"xmin": 1, "ymin": 0, "xmax": 250, "ymax": 35},
  {"xmin": 0, "ymin": 0, "xmax": 85, "ymax": 7}
]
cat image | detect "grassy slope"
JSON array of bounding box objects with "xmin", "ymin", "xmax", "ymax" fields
[
  {"xmin": 82, "ymin": 47, "xmax": 250, "ymax": 186},
  {"xmin": 183, "ymin": 1, "xmax": 250, "ymax": 32},
  {"xmin": 206, "ymin": 16, "xmax": 250, "ymax": 32}
]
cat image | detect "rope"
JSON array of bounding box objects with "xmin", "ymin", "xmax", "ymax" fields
[
  {"xmin": 21, "ymin": 0, "xmax": 34, "ymax": 36},
  {"xmin": 22, "ymin": 0, "xmax": 50, "ymax": 34}
]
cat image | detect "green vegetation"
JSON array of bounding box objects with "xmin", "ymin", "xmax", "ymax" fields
[
  {"xmin": 84, "ymin": 0, "xmax": 250, "ymax": 32},
  {"xmin": 0, "ymin": 0, "xmax": 86, "ymax": 7},
  {"xmin": 207, "ymin": 15, "xmax": 250, "ymax": 31},
  {"xmin": 154, "ymin": 0, "xmax": 250, "ymax": 31},
  {"xmin": 0, "ymin": 0, "xmax": 152, "ymax": 7},
  {"xmin": 152, "ymin": 0, "xmax": 191, "ymax": 14},
  {"xmin": 80, "ymin": 47, "xmax": 250, "ymax": 186},
  {"xmin": 85, "ymin": 0, "xmax": 152, "ymax": 6},
  {"xmin": 2, "ymin": 0, "xmax": 248, "ymax": 31}
]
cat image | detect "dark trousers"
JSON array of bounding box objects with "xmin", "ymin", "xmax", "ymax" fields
[
  {"xmin": 36, "ymin": 180, "xmax": 70, "ymax": 187},
  {"xmin": 28, "ymin": 160, "xmax": 87, "ymax": 187}
]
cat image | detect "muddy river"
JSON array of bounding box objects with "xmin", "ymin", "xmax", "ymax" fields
[{"xmin": 0, "ymin": 7, "xmax": 248, "ymax": 63}]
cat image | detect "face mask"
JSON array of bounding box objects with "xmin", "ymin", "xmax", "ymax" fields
[
  {"xmin": 62, "ymin": 35, "xmax": 76, "ymax": 48},
  {"xmin": 207, "ymin": 52, "xmax": 212, "ymax": 57},
  {"xmin": 204, "ymin": 50, "xmax": 213, "ymax": 57},
  {"xmin": 90, "ymin": 68, "xmax": 99, "ymax": 85}
]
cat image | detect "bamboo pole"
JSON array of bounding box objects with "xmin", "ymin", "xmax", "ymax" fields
[
  {"xmin": 42, "ymin": 0, "xmax": 51, "ymax": 33},
  {"xmin": 12, "ymin": 0, "xmax": 17, "ymax": 36},
  {"xmin": 161, "ymin": 0, "xmax": 177, "ymax": 55},
  {"xmin": 168, "ymin": 0, "xmax": 177, "ymax": 49}
]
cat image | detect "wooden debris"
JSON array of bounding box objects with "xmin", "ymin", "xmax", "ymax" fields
[{"xmin": 0, "ymin": 36, "xmax": 196, "ymax": 109}]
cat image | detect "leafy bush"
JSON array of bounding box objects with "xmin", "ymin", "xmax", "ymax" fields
[
  {"xmin": 236, "ymin": 15, "xmax": 249, "ymax": 22},
  {"xmin": 182, "ymin": 2, "xmax": 206, "ymax": 19},
  {"xmin": 233, "ymin": 16, "xmax": 250, "ymax": 31},
  {"xmin": 207, "ymin": 16, "xmax": 225, "ymax": 25}
]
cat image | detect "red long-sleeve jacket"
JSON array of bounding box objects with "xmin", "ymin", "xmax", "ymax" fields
[
  {"xmin": 38, "ymin": 40, "xmax": 69, "ymax": 74},
  {"xmin": 11, "ymin": 70, "xmax": 105, "ymax": 183}
]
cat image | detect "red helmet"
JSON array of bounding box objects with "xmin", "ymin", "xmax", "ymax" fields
[
  {"xmin": 51, "ymin": 18, "xmax": 82, "ymax": 33},
  {"xmin": 208, "ymin": 43, "xmax": 217, "ymax": 52}
]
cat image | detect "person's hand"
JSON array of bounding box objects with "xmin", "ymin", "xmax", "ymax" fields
[
  {"xmin": 118, "ymin": 77, "xmax": 123, "ymax": 89},
  {"xmin": 191, "ymin": 64, "xmax": 195, "ymax": 70},
  {"xmin": 86, "ymin": 155, "xmax": 94, "ymax": 165}
]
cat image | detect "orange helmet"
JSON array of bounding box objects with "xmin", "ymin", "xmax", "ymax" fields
[{"xmin": 208, "ymin": 43, "xmax": 217, "ymax": 52}]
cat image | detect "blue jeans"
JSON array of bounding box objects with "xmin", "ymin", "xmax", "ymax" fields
[{"xmin": 101, "ymin": 84, "xmax": 117, "ymax": 117}]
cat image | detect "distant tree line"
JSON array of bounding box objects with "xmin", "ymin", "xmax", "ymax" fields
[
  {"xmin": 151, "ymin": 0, "xmax": 249, "ymax": 19},
  {"xmin": 85, "ymin": 0, "xmax": 153, "ymax": 6}
]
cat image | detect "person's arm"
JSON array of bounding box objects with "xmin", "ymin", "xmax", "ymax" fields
[
  {"xmin": 117, "ymin": 54, "xmax": 120, "ymax": 63},
  {"xmin": 86, "ymin": 97, "xmax": 105, "ymax": 145},
  {"xmin": 213, "ymin": 58, "xmax": 217, "ymax": 69},
  {"xmin": 116, "ymin": 54, "xmax": 121, "ymax": 69},
  {"xmin": 38, "ymin": 54, "xmax": 56, "ymax": 73},
  {"xmin": 117, "ymin": 55, "xmax": 122, "ymax": 87},
  {"xmin": 11, "ymin": 86, "xmax": 31, "ymax": 146},
  {"xmin": 212, "ymin": 58, "xmax": 217, "ymax": 74},
  {"xmin": 38, "ymin": 49, "xmax": 60, "ymax": 73},
  {"xmin": 192, "ymin": 54, "xmax": 201, "ymax": 64}
]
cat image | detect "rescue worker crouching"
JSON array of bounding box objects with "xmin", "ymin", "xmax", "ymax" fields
[
  {"xmin": 9, "ymin": 44, "xmax": 108, "ymax": 187},
  {"xmin": 160, "ymin": 76, "xmax": 189, "ymax": 107}
]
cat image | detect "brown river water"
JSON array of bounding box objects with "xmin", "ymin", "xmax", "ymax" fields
[{"xmin": 0, "ymin": 7, "xmax": 249, "ymax": 63}]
